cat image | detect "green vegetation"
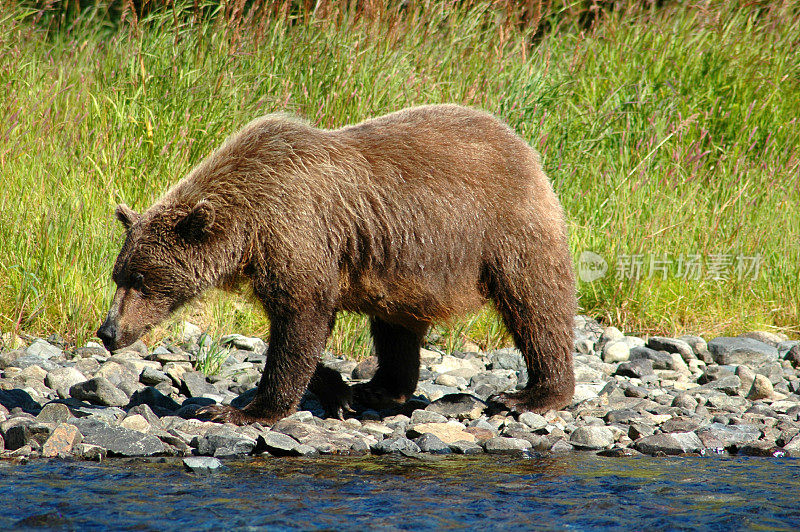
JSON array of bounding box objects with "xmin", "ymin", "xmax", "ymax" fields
[{"xmin": 1, "ymin": 1, "xmax": 798, "ymax": 355}]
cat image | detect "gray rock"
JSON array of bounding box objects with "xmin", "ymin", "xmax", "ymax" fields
[
  {"xmin": 271, "ymin": 419, "xmax": 320, "ymax": 441},
  {"xmin": 622, "ymin": 384, "xmax": 649, "ymax": 398},
  {"xmin": 629, "ymin": 347, "xmax": 686, "ymax": 371},
  {"xmin": 503, "ymin": 429, "xmax": 549, "ymax": 451},
  {"xmin": 604, "ymin": 409, "xmax": 645, "ymax": 424},
  {"xmin": 739, "ymin": 331, "xmax": 787, "ymax": 348},
  {"xmin": 0, "ymin": 389, "xmax": 42, "ymax": 414},
  {"xmin": 574, "ymin": 315, "xmax": 604, "ymax": 341},
  {"xmin": 45, "ymin": 367, "xmax": 87, "ymax": 398},
  {"xmin": 785, "ymin": 345, "xmax": 800, "ymax": 368},
  {"xmin": 614, "ymin": 359, "xmax": 654, "ymax": 378},
  {"xmin": 628, "ymin": 423, "xmax": 655, "ymax": 440},
  {"xmin": 13, "ymin": 355, "xmax": 59, "ymax": 372},
  {"xmin": 72, "ymin": 346, "xmax": 107, "ymax": 359},
  {"xmin": 634, "ymin": 432, "xmax": 704, "ymax": 455},
  {"xmin": 602, "ymin": 340, "xmax": 632, "ymax": 363},
  {"xmin": 698, "ymin": 365, "xmax": 735, "ymax": 384},
  {"xmin": 707, "ymin": 337, "xmax": 779, "ymax": 365},
  {"xmin": 647, "ymin": 337, "xmax": 696, "ymax": 361},
  {"xmin": 597, "ymin": 447, "xmax": 643, "ymax": 457},
  {"xmin": 549, "ymin": 438, "xmax": 575, "ymax": 453},
  {"xmin": 70, "ymin": 377, "xmax": 129, "ymax": 407},
  {"xmin": 0, "ymin": 349, "xmax": 23, "ymax": 369},
  {"xmin": 127, "ymin": 387, "xmax": 179, "ymax": 413},
  {"xmin": 415, "ymin": 382, "xmax": 457, "ymax": 403},
  {"xmin": 434, "ymin": 372, "xmax": 463, "ymax": 387},
  {"xmin": 574, "ymin": 363, "xmax": 606, "ymax": 383},
  {"xmin": 697, "ymin": 375, "xmax": 742, "ymax": 396},
  {"xmin": 449, "ymin": 440, "xmax": 483, "ymax": 454},
  {"xmin": 599, "ymin": 326, "xmax": 624, "ymax": 345},
  {"xmin": 126, "ymin": 404, "xmax": 162, "ymax": 429},
  {"xmin": 783, "ymin": 434, "xmax": 800, "ymax": 457},
  {"xmin": 180, "ymin": 321, "xmax": 203, "ymax": 344},
  {"xmin": 574, "ymin": 333, "xmax": 594, "ymax": 355},
  {"xmin": 468, "ymin": 371, "xmax": 513, "ymax": 400},
  {"xmin": 3, "ymin": 422, "xmax": 54, "ymax": 451},
  {"xmin": 413, "ymin": 433, "xmax": 452, "ymax": 454},
  {"xmin": 425, "ymin": 393, "xmax": 486, "ymax": 420},
  {"xmin": 140, "ymin": 366, "xmax": 171, "ymax": 386},
  {"xmin": 70, "ymin": 418, "xmax": 165, "ymax": 456},
  {"xmin": 219, "ymin": 334, "xmax": 267, "ymax": 353},
  {"xmin": 696, "ymin": 422, "xmax": 761, "ymax": 446},
  {"xmin": 660, "ymin": 417, "xmax": 702, "ymax": 433},
  {"xmin": 489, "ymin": 348, "xmax": 525, "ymax": 372},
  {"xmin": 197, "ymin": 433, "xmax": 256, "ymax": 457},
  {"xmin": 735, "ymin": 365, "xmax": 756, "ymax": 392},
  {"xmin": 409, "ymin": 410, "xmax": 448, "ymax": 424},
  {"xmin": 25, "ymin": 339, "xmax": 63, "ymax": 360},
  {"xmin": 372, "ymin": 436, "xmax": 421, "ymax": 455},
  {"xmin": 519, "ymin": 412, "xmax": 548, "ymax": 431},
  {"xmin": 324, "ymin": 358, "xmax": 358, "ymax": 376},
  {"xmin": 351, "ymin": 356, "xmax": 378, "ymax": 380},
  {"xmin": 95, "ymin": 361, "xmax": 140, "ymax": 387},
  {"xmin": 256, "ymin": 431, "xmax": 305, "ymax": 456},
  {"xmin": 569, "ymin": 426, "xmax": 615, "ymax": 450},
  {"xmin": 73, "ymin": 443, "xmax": 107, "ymax": 460},
  {"xmin": 182, "ymin": 371, "xmax": 218, "ymax": 397},
  {"xmin": 704, "ymin": 393, "xmax": 748, "ymax": 411},
  {"xmin": 483, "ymin": 436, "xmax": 532, "ymax": 454},
  {"xmin": 755, "ymin": 362, "xmax": 784, "ymax": 385},
  {"xmin": 115, "ymin": 340, "xmax": 148, "ymax": 357},
  {"xmin": 301, "ymin": 431, "xmax": 364, "ymax": 455},
  {"xmin": 737, "ymin": 441, "xmax": 785, "ymax": 457},
  {"xmin": 747, "ymin": 374, "xmax": 774, "ymax": 400},
  {"xmin": 678, "ymin": 335, "xmax": 712, "ymax": 362},
  {"xmin": 150, "ymin": 351, "xmax": 191, "ymax": 364},
  {"xmin": 406, "ymin": 422, "xmax": 476, "ymax": 443},
  {"xmin": 183, "ymin": 456, "xmax": 223, "ymax": 473},
  {"xmin": 36, "ymin": 402, "xmax": 72, "ymax": 424}
]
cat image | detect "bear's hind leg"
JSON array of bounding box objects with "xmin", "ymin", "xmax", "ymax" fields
[
  {"xmin": 486, "ymin": 260, "xmax": 576, "ymax": 414},
  {"xmin": 352, "ymin": 317, "xmax": 428, "ymax": 411}
]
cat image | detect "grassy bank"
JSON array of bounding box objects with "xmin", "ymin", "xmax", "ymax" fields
[{"xmin": 1, "ymin": 1, "xmax": 798, "ymax": 354}]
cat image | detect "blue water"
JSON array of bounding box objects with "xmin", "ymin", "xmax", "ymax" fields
[{"xmin": 1, "ymin": 455, "xmax": 799, "ymax": 530}]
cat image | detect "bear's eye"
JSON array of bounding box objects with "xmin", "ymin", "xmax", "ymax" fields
[{"xmin": 131, "ymin": 272, "xmax": 145, "ymax": 291}]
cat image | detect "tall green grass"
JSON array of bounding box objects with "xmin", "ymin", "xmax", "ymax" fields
[{"xmin": 0, "ymin": 1, "xmax": 798, "ymax": 354}]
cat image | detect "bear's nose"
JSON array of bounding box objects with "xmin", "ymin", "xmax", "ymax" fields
[{"xmin": 97, "ymin": 320, "xmax": 117, "ymax": 352}]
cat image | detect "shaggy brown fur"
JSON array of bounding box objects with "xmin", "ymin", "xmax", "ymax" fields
[{"xmin": 98, "ymin": 104, "xmax": 576, "ymax": 424}]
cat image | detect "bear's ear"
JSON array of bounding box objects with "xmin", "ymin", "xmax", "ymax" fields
[
  {"xmin": 115, "ymin": 204, "xmax": 140, "ymax": 231},
  {"xmin": 176, "ymin": 200, "xmax": 215, "ymax": 242}
]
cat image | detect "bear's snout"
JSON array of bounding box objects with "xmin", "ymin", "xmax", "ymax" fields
[{"xmin": 97, "ymin": 318, "xmax": 118, "ymax": 352}]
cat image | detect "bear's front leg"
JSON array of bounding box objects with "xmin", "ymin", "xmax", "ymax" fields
[{"xmin": 198, "ymin": 307, "xmax": 332, "ymax": 425}]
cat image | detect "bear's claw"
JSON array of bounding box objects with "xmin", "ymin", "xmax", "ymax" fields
[
  {"xmin": 195, "ymin": 404, "xmax": 279, "ymax": 426},
  {"xmin": 487, "ymin": 387, "xmax": 571, "ymax": 415}
]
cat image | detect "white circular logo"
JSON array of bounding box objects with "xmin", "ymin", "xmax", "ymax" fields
[{"xmin": 578, "ymin": 251, "xmax": 608, "ymax": 282}]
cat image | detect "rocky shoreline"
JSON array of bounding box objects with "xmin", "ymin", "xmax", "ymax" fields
[{"xmin": 1, "ymin": 316, "xmax": 799, "ymax": 463}]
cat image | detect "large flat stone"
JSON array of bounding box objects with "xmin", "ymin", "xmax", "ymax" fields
[
  {"xmin": 70, "ymin": 377, "xmax": 129, "ymax": 407},
  {"xmin": 406, "ymin": 422, "xmax": 476, "ymax": 444},
  {"xmin": 634, "ymin": 432, "xmax": 704, "ymax": 455},
  {"xmin": 707, "ymin": 337, "xmax": 779, "ymax": 365},
  {"xmin": 70, "ymin": 418, "xmax": 165, "ymax": 456}
]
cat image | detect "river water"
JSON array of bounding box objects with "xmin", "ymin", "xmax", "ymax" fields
[{"xmin": 1, "ymin": 454, "xmax": 798, "ymax": 530}]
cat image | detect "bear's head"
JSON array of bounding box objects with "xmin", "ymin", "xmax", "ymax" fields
[{"xmin": 97, "ymin": 200, "xmax": 215, "ymax": 351}]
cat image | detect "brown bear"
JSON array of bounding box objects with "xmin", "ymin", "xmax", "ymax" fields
[{"xmin": 97, "ymin": 104, "xmax": 576, "ymax": 424}]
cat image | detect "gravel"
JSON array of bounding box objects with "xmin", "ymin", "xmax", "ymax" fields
[{"xmin": 0, "ymin": 318, "xmax": 798, "ymax": 461}]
